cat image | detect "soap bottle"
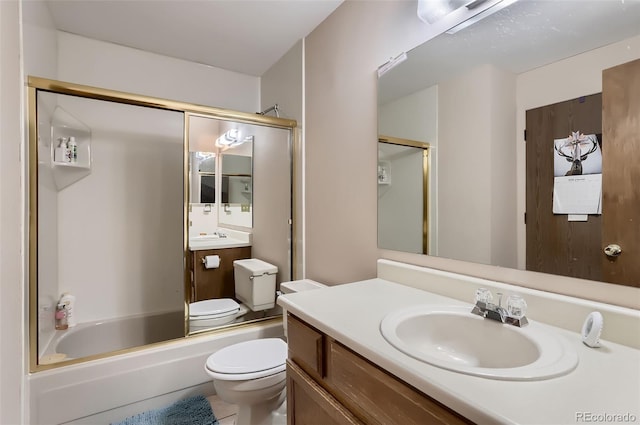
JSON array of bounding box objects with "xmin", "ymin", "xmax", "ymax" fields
[
  {"xmin": 55, "ymin": 303, "xmax": 68, "ymax": 330},
  {"xmin": 60, "ymin": 293, "xmax": 76, "ymax": 327},
  {"xmin": 68, "ymin": 137, "xmax": 78, "ymax": 163},
  {"xmin": 54, "ymin": 138, "xmax": 69, "ymax": 163}
]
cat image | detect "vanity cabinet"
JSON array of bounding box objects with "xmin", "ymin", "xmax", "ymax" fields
[
  {"xmin": 189, "ymin": 247, "xmax": 251, "ymax": 302},
  {"xmin": 286, "ymin": 314, "xmax": 473, "ymax": 425}
]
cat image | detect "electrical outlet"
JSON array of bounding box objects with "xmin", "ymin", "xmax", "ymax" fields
[{"xmin": 241, "ymin": 204, "xmax": 250, "ymax": 212}]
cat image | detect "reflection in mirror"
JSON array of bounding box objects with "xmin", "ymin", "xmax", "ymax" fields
[
  {"xmin": 219, "ymin": 139, "xmax": 253, "ymax": 228},
  {"xmin": 378, "ymin": 0, "xmax": 640, "ymax": 287},
  {"xmin": 187, "ymin": 115, "xmax": 293, "ymax": 334},
  {"xmin": 189, "ymin": 151, "xmax": 217, "ymax": 204},
  {"xmin": 378, "ymin": 137, "xmax": 430, "ymax": 255},
  {"xmin": 35, "ymin": 90, "xmax": 185, "ymax": 366}
]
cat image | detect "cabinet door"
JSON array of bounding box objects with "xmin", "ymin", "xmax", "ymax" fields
[
  {"xmin": 326, "ymin": 340, "xmax": 471, "ymax": 425},
  {"xmin": 192, "ymin": 247, "xmax": 251, "ymax": 301},
  {"xmin": 287, "ymin": 360, "xmax": 362, "ymax": 425}
]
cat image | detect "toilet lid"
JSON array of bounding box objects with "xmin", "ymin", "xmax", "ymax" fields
[
  {"xmin": 206, "ymin": 338, "xmax": 287, "ymax": 375},
  {"xmin": 190, "ymin": 299, "xmax": 239, "ymax": 317}
]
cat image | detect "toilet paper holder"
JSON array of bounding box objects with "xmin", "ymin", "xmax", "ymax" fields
[{"xmin": 202, "ymin": 255, "xmax": 221, "ymax": 269}]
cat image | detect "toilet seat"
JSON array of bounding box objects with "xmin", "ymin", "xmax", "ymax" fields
[
  {"xmin": 206, "ymin": 338, "xmax": 287, "ymax": 381},
  {"xmin": 190, "ymin": 298, "xmax": 240, "ymax": 318}
]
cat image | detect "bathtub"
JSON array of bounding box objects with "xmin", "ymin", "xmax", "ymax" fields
[
  {"xmin": 44, "ymin": 310, "xmax": 185, "ymax": 360},
  {"xmin": 29, "ymin": 318, "xmax": 284, "ymax": 424}
]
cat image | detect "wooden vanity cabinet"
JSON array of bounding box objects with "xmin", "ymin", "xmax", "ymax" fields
[
  {"xmin": 286, "ymin": 314, "xmax": 473, "ymax": 425},
  {"xmin": 189, "ymin": 247, "xmax": 251, "ymax": 302}
]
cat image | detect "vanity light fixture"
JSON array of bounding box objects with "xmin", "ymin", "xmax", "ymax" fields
[
  {"xmin": 417, "ymin": 0, "xmax": 518, "ymax": 34},
  {"xmin": 215, "ymin": 129, "xmax": 253, "ymax": 150}
]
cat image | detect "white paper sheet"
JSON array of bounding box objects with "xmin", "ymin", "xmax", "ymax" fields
[{"xmin": 553, "ymin": 174, "xmax": 602, "ymax": 215}]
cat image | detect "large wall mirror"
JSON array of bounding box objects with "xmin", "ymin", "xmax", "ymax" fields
[
  {"xmin": 29, "ymin": 77, "xmax": 296, "ymax": 371},
  {"xmin": 378, "ymin": 0, "xmax": 640, "ymax": 288},
  {"xmin": 186, "ymin": 114, "xmax": 293, "ymax": 335}
]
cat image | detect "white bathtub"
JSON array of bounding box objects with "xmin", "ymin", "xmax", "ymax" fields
[
  {"xmin": 46, "ymin": 310, "xmax": 184, "ymax": 360},
  {"xmin": 29, "ymin": 318, "xmax": 284, "ymax": 424}
]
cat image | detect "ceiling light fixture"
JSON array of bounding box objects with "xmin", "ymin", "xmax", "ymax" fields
[
  {"xmin": 215, "ymin": 129, "xmax": 253, "ymax": 150},
  {"xmin": 417, "ymin": 0, "xmax": 518, "ymax": 34}
]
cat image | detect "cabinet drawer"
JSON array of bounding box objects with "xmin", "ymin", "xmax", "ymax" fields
[
  {"xmin": 326, "ymin": 339, "xmax": 472, "ymax": 425},
  {"xmin": 287, "ymin": 360, "xmax": 363, "ymax": 425},
  {"xmin": 287, "ymin": 315, "xmax": 324, "ymax": 379}
]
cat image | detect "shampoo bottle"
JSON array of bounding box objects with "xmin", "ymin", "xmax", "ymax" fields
[
  {"xmin": 54, "ymin": 138, "xmax": 69, "ymax": 163},
  {"xmin": 60, "ymin": 293, "xmax": 76, "ymax": 327},
  {"xmin": 68, "ymin": 137, "xmax": 78, "ymax": 163}
]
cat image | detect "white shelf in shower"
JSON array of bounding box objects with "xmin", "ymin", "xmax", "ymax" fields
[{"xmin": 49, "ymin": 106, "xmax": 92, "ymax": 190}]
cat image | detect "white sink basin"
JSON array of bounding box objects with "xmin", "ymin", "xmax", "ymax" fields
[{"xmin": 380, "ymin": 305, "xmax": 578, "ymax": 381}]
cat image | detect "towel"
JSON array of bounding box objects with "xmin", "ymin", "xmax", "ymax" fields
[{"xmin": 111, "ymin": 395, "xmax": 219, "ymax": 425}]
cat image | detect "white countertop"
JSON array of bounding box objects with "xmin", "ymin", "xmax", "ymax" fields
[
  {"xmin": 189, "ymin": 229, "xmax": 252, "ymax": 251},
  {"xmin": 188, "ymin": 238, "xmax": 251, "ymax": 250},
  {"xmin": 278, "ymin": 279, "xmax": 640, "ymax": 425}
]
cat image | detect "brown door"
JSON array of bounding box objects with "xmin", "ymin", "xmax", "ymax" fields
[
  {"xmin": 526, "ymin": 94, "xmax": 603, "ymax": 281},
  {"xmin": 602, "ymin": 59, "xmax": 640, "ymax": 287}
]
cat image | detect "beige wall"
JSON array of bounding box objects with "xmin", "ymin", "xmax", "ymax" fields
[
  {"xmin": 1, "ymin": 1, "xmax": 25, "ymax": 423},
  {"xmin": 304, "ymin": 1, "xmax": 638, "ymax": 308},
  {"xmin": 260, "ymin": 40, "xmax": 304, "ymax": 278},
  {"xmin": 304, "ymin": 1, "xmax": 435, "ymax": 284}
]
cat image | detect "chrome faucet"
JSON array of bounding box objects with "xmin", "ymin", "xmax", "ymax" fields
[{"xmin": 471, "ymin": 289, "xmax": 529, "ymax": 327}]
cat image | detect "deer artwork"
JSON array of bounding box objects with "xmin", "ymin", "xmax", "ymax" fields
[{"xmin": 555, "ymin": 131, "xmax": 599, "ymax": 176}]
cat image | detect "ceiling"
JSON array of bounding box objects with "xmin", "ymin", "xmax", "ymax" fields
[
  {"xmin": 45, "ymin": 0, "xmax": 343, "ymax": 77},
  {"xmin": 379, "ymin": 0, "xmax": 640, "ymax": 104}
]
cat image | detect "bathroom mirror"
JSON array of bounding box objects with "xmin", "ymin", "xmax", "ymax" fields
[
  {"xmin": 189, "ymin": 152, "xmax": 217, "ymax": 204},
  {"xmin": 377, "ymin": 0, "xmax": 640, "ymax": 287},
  {"xmin": 377, "ymin": 136, "xmax": 430, "ymax": 254},
  {"xmin": 29, "ymin": 77, "xmax": 297, "ymax": 371},
  {"xmin": 186, "ymin": 114, "xmax": 293, "ymax": 334}
]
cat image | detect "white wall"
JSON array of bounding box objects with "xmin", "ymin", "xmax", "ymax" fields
[
  {"xmin": 57, "ymin": 32, "xmax": 260, "ymax": 113},
  {"xmin": 54, "ymin": 95, "xmax": 185, "ymax": 323}
]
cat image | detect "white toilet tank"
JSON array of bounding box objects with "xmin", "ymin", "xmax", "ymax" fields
[
  {"xmin": 233, "ymin": 258, "xmax": 278, "ymax": 311},
  {"xmin": 280, "ymin": 279, "xmax": 326, "ymax": 339}
]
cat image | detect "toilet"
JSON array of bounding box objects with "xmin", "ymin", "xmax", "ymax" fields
[
  {"xmin": 189, "ymin": 258, "xmax": 278, "ymax": 331},
  {"xmin": 204, "ymin": 278, "xmax": 326, "ymax": 425},
  {"xmin": 189, "ymin": 299, "xmax": 249, "ymax": 331}
]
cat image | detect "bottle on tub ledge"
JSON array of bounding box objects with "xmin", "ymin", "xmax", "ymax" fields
[
  {"xmin": 55, "ymin": 303, "xmax": 68, "ymax": 330},
  {"xmin": 59, "ymin": 292, "xmax": 76, "ymax": 327}
]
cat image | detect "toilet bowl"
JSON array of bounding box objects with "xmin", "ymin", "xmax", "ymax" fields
[
  {"xmin": 189, "ymin": 258, "xmax": 278, "ymax": 332},
  {"xmin": 204, "ymin": 279, "xmax": 326, "ymax": 425},
  {"xmin": 189, "ymin": 298, "xmax": 250, "ymax": 331},
  {"xmin": 205, "ymin": 338, "xmax": 288, "ymax": 425}
]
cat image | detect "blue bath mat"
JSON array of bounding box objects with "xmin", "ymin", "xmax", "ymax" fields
[{"xmin": 111, "ymin": 395, "xmax": 219, "ymax": 425}]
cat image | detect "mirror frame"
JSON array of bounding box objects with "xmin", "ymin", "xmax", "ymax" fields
[
  {"xmin": 27, "ymin": 76, "xmax": 298, "ymax": 372},
  {"xmin": 378, "ymin": 135, "xmax": 431, "ymax": 254}
]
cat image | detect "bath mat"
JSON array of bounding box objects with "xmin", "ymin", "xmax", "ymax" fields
[{"xmin": 111, "ymin": 395, "xmax": 219, "ymax": 425}]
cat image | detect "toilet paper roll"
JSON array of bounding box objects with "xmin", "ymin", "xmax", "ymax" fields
[{"xmin": 203, "ymin": 255, "xmax": 220, "ymax": 269}]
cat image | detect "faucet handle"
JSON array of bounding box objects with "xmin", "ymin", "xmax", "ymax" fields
[
  {"xmin": 475, "ymin": 288, "xmax": 493, "ymax": 305},
  {"xmin": 506, "ymin": 294, "xmax": 527, "ymax": 319}
]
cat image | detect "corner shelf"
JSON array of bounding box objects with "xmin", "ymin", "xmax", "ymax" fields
[{"xmin": 49, "ymin": 106, "xmax": 92, "ymax": 190}]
